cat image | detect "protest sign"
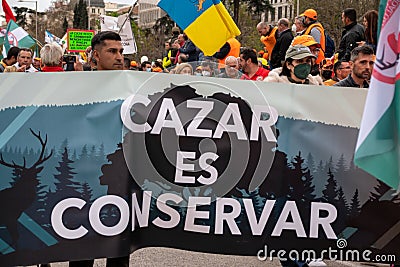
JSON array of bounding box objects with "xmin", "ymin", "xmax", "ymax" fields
[
  {"xmin": 67, "ymin": 29, "xmax": 95, "ymax": 52},
  {"xmin": 100, "ymin": 14, "xmax": 137, "ymax": 54},
  {"xmin": 0, "ymin": 72, "xmax": 398, "ymax": 265}
]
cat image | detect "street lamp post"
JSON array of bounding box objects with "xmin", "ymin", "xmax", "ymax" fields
[
  {"xmin": 18, "ymin": 0, "xmax": 38, "ymax": 45},
  {"xmin": 297, "ymin": 0, "xmax": 299, "ymax": 17},
  {"xmin": 88, "ymin": 0, "xmax": 91, "ymax": 30}
]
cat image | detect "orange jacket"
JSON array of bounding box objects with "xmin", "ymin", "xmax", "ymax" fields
[
  {"xmin": 304, "ymin": 22, "xmax": 325, "ymax": 64},
  {"xmin": 260, "ymin": 26, "xmax": 277, "ymax": 60},
  {"xmin": 218, "ymin": 38, "xmax": 241, "ymax": 66}
]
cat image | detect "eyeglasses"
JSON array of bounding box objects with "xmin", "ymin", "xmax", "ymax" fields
[{"xmin": 338, "ymin": 67, "xmax": 351, "ymax": 70}]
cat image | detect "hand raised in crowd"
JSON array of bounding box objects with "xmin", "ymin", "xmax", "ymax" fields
[{"xmin": 16, "ymin": 65, "xmax": 26, "ymax": 72}]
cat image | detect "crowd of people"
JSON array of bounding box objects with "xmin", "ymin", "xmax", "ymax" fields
[{"xmin": 0, "ymin": 7, "xmax": 378, "ymax": 91}]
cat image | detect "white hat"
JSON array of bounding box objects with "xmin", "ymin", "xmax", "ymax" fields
[{"xmin": 140, "ymin": 56, "xmax": 149, "ymax": 63}]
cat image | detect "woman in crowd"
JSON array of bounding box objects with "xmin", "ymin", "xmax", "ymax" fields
[
  {"xmin": 358, "ymin": 10, "xmax": 378, "ymax": 52},
  {"xmin": 264, "ymin": 44, "xmax": 323, "ymax": 85},
  {"xmin": 174, "ymin": 63, "xmax": 193, "ymax": 75},
  {"xmin": 40, "ymin": 43, "xmax": 64, "ymax": 72}
]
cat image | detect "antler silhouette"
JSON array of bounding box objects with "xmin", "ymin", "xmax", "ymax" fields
[
  {"xmin": 0, "ymin": 154, "xmax": 26, "ymax": 169},
  {"xmin": 0, "ymin": 129, "xmax": 53, "ymax": 170},
  {"xmin": 375, "ymin": 43, "xmax": 398, "ymax": 71},
  {"xmin": 29, "ymin": 128, "xmax": 53, "ymax": 168}
]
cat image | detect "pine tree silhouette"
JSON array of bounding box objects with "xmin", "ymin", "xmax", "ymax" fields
[
  {"xmin": 289, "ymin": 152, "xmax": 315, "ymax": 202},
  {"xmin": 80, "ymin": 145, "xmax": 89, "ymax": 160},
  {"xmin": 81, "ymin": 182, "xmax": 93, "ymax": 204},
  {"xmin": 53, "ymin": 147, "xmax": 80, "ymax": 198},
  {"xmin": 59, "ymin": 138, "xmax": 69, "ymax": 156},
  {"xmin": 370, "ymin": 180, "xmax": 390, "ymax": 201},
  {"xmin": 349, "ymin": 189, "xmax": 361, "ymax": 218},
  {"xmin": 71, "ymin": 149, "xmax": 77, "ymax": 161},
  {"xmin": 335, "ymin": 154, "xmax": 347, "ymax": 179},
  {"xmin": 322, "ymin": 168, "xmax": 337, "ymax": 203},
  {"xmin": 306, "ymin": 152, "xmax": 316, "ymax": 174},
  {"xmin": 336, "ymin": 187, "xmax": 349, "ymax": 216},
  {"xmin": 334, "ymin": 186, "xmax": 349, "ymax": 233},
  {"xmin": 97, "ymin": 143, "xmax": 105, "ymax": 163}
]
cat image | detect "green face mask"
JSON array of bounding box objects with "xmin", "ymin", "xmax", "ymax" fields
[{"xmin": 293, "ymin": 63, "xmax": 311, "ymax": 80}]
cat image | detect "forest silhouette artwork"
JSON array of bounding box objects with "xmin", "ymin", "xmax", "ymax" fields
[{"xmin": 0, "ymin": 86, "xmax": 399, "ymax": 266}]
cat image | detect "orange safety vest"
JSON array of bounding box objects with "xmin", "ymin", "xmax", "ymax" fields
[
  {"xmin": 218, "ymin": 38, "xmax": 241, "ymax": 66},
  {"xmin": 260, "ymin": 26, "xmax": 277, "ymax": 60},
  {"xmin": 304, "ymin": 22, "xmax": 325, "ymax": 64}
]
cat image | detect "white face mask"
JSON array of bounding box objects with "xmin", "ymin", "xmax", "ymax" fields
[
  {"xmin": 146, "ymin": 68, "xmax": 152, "ymax": 72},
  {"xmin": 195, "ymin": 72, "xmax": 202, "ymax": 76},
  {"xmin": 202, "ymin": 71, "xmax": 211, "ymax": 77}
]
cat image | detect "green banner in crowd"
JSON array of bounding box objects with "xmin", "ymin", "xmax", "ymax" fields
[{"xmin": 67, "ymin": 29, "xmax": 95, "ymax": 52}]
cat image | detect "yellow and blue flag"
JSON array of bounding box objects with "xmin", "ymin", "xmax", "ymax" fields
[{"xmin": 158, "ymin": 0, "xmax": 241, "ymax": 56}]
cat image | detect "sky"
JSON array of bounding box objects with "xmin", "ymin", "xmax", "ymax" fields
[{"xmin": 2, "ymin": 0, "xmax": 139, "ymax": 12}]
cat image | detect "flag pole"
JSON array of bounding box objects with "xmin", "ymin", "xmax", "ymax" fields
[{"xmin": 117, "ymin": 0, "xmax": 138, "ymax": 35}]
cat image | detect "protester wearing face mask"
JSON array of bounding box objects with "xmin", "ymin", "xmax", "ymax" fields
[
  {"xmin": 140, "ymin": 61, "xmax": 152, "ymax": 72},
  {"xmin": 264, "ymin": 44, "xmax": 323, "ymax": 85},
  {"xmin": 200, "ymin": 61, "xmax": 215, "ymax": 77},
  {"xmin": 320, "ymin": 59, "xmax": 334, "ymax": 81}
]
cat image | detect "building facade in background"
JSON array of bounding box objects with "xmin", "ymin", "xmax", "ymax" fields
[
  {"xmin": 265, "ymin": 0, "xmax": 295, "ymax": 25},
  {"xmin": 138, "ymin": 0, "xmax": 164, "ymax": 28}
]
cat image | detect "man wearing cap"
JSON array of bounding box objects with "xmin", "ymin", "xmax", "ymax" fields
[
  {"xmin": 265, "ymin": 44, "xmax": 323, "ymax": 85},
  {"xmin": 33, "ymin": 57, "xmax": 41, "ymax": 71},
  {"xmin": 130, "ymin": 60, "xmax": 138, "ymax": 70},
  {"xmin": 324, "ymin": 60, "xmax": 351, "ymax": 86},
  {"xmin": 320, "ymin": 59, "xmax": 334, "ymax": 81},
  {"xmin": 270, "ymin": 18, "xmax": 294, "ymax": 69},
  {"xmin": 291, "ymin": 35, "xmax": 322, "ymax": 76},
  {"xmin": 338, "ymin": 8, "xmax": 365, "ymax": 61},
  {"xmin": 299, "ymin": 9, "xmax": 325, "ymax": 64},
  {"xmin": 334, "ymin": 45, "xmax": 374, "ymax": 88},
  {"xmin": 257, "ymin": 22, "xmax": 278, "ymax": 61}
]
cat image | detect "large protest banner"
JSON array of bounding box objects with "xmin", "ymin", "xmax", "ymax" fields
[{"xmin": 0, "ymin": 72, "xmax": 399, "ymax": 266}]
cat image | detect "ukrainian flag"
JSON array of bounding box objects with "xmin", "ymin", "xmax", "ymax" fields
[{"xmin": 158, "ymin": 0, "xmax": 241, "ymax": 56}]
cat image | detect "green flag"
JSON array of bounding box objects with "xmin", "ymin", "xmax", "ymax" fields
[
  {"xmin": 4, "ymin": 20, "xmax": 36, "ymax": 53},
  {"xmin": 354, "ymin": 0, "xmax": 400, "ymax": 190}
]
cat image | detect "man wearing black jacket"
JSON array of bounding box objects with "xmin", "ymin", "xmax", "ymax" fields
[
  {"xmin": 270, "ymin": 18, "xmax": 294, "ymax": 69},
  {"xmin": 338, "ymin": 8, "xmax": 365, "ymax": 61}
]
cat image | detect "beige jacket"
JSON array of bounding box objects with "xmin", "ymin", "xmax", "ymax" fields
[{"xmin": 264, "ymin": 67, "xmax": 323, "ymax": 85}]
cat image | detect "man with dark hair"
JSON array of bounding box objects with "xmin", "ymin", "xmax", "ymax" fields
[
  {"xmin": 334, "ymin": 45, "xmax": 374, "ymax": 88},
  {"xmin": 178, "ymin": 33, "xmax": 198, "ymax": 62},
  {"xmin": 14, "ymin": 48, "xmax": 38, "ymax": 72},
  {"xmin": 338, "ymin": 8, "xmax": 365, "ymax": 61},
  {"xmin": 0, "ymin": 46, "xmax": 20, "ymax": 73},
  {"xmin": 239, "ymin": 48, "xmax": 270, "ymax": 81},
  {"xmin": 270, "ymin": 18, "xmax": 294, "ymax": 69},
  {"xmin": 139, "ymin": 61, "xmax": 152, "ymax": 72},
  {"xmin": 324, "ymin": 60, "xmax": 351, "ymax": 85},
  {"xmin": 91, "ymin": 31, "xmax": 124, "ymax": 70}
]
